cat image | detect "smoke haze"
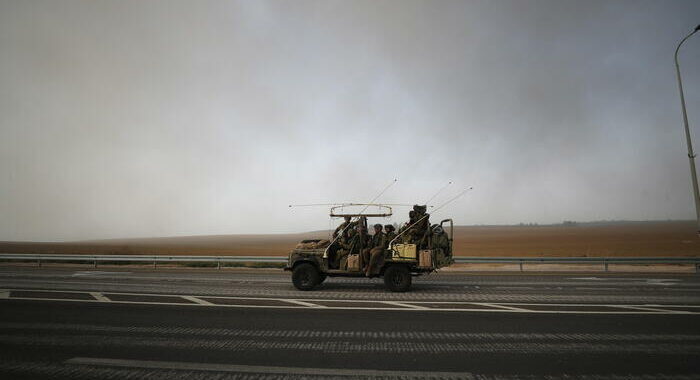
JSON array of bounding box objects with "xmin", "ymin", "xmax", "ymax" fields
[{"xmin": 1, "ymin": 0, "xmax": 699, "ymax": 241}]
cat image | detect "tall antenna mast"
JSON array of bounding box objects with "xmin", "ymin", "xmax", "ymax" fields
[{"xmin": 425, "ymin": 181, "xmax": 453, "ymax": 205}]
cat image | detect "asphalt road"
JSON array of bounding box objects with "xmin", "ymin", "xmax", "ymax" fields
[{"xmin": 1, "ymin": 267, "xmax": 699, "ymax": 379}]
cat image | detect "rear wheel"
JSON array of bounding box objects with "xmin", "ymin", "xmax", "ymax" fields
[
  {"xmin": 292, "ymin": 263, "xmax": 320, "ymax": 291},
  {"xmin": 383, "ymin": 265, "xmax": 411, "ymax": 292}
]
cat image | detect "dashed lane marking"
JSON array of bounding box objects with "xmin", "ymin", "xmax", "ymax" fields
[
  {"xmin": 381, "ymin": 301, "xmax": 430, "ymax": 310},
  {"xmin": 614, "ymin": 305, "xmax": 686, "ymax": 313},
  {"xmin": 89, "ymin": 292, "xmax": 110, "ymax": 302},
  {"xmin": 181, "ymin": 296, "xmax": 214, "ymax": 306},
  {"xmin": 1, "ymin": 288, "xmax": 698, "ymax": 314},
  {"xmin": 470, "ymin": 302, "xmax": 530, "ymax": 312},
  {"xmin": 281, "ymin": 299, "xmax": 326, "ymax": 308}
]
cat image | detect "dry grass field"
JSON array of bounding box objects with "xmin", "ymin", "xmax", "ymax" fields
[{"xmin": 1, "ymin": 221, "xmax": 699, "ymax": 258}]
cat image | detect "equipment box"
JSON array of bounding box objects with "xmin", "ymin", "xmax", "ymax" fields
[
  {"xmin": 419, "ymin": 250, "xmax": 433, "ymax": 268},
  {"xmin": 347, "ymin": 254, "xmax": 360, "ymax": 271},
  {"xmin": 392, "ymin": 244, "xmax": 417, "ymax": 261}
]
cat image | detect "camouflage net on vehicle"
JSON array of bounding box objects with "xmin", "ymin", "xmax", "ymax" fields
[{"xmin": 295, "ymin": 239, "xmax": 331, "ymax": 249}]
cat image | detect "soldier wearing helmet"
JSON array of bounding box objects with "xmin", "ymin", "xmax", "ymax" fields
[{"xmin": 363, "ymin": 223, "xmax": 386, "ymax": 277}]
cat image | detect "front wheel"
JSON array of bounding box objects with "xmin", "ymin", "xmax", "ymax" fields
[
  {"xmin": 292, "ymin": 263, "xmax": 320, "ymax": 291},
  {"xmin": 383, "ymin": 265, "xmax": 412, "ymax": 292}
]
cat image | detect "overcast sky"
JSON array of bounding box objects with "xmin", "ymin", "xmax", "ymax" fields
[{"xmin": 1, "ymin": 0, "xmax": 699, "ymax": 241}]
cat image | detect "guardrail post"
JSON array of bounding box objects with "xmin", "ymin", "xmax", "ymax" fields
[
  {"xmin": 153, "ymin": 260, "xmax": 157, "ymax": 269},
  {"xmin": 37, "ymin": 259, "xmax": 41, "ymax": 268},
  {"xmin": 217, "ymin": 260, "xmax": 221, "ymax": 270},
  {"xmin": 519, "ymin": 261, "xmax": 523, "ymax": 272},
  {"xmin": 696, "ymin": 263, "xmax": 699, "ymax": 274},
  {"xmin": 93, "ymin": 260, "xmax": 97, "ymax": 268},
  {"xmin": 603, "ymin": 259, "xmax": 608, "ymax": 272}
]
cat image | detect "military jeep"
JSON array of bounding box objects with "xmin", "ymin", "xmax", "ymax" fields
[{"xmin": 284, "ymin": 206, "xmax": 455, "ymax": 292}]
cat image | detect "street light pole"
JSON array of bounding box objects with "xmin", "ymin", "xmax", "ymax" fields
[{"xmin": 674, "ymin": 24, "xmax": 700, "ymax": 235}]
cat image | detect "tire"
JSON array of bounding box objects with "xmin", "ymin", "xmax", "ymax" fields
[
  {"xmin": 292, "ymin": 263, "xmax": 320, "ymax": 291},
  {"xmin": 318, "ymin": 274, "xmax": 327, "ymax": 284},
  {"xmin": 383, "ymin": 265, "xmax": 412, "ymax": 292}
]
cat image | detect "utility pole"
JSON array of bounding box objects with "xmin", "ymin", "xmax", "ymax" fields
[{"xmin": 674, "ymin": 24, "xmax": 700, "ymax": 235}]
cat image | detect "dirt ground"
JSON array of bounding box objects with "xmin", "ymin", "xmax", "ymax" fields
[{"xmin": 1, "ymin": 221, "xmax": 698, "ymax": 257}]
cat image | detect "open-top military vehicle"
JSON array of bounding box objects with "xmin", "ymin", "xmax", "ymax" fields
[{"xmin": 284, "ymin": 204, "xmax": 455, "ymax": 292}]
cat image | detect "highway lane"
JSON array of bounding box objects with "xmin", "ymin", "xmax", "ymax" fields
[
  {"xmin": 1, "ymin": 300, "xmax": 699, "ymax": 379},
  {"xmin": 1, "ymin": 267, "xmax": 699, "ymax": 378},
  {"xmin": 0, "ymin": 267, "xmax": 699, "ymax": 304}
]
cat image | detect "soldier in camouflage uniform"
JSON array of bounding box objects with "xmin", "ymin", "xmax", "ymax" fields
[
  {"xmin": 334, "ymin": 226, "xmax": 355, "ymax": 268},
  {"xmin": 411, "ymin": 204, "xmax": 431, "ymax": 248},
  {"xmin": 330, "ymin": 216, "xmax": 358, "ymax": 268},
  {"xmin": 333, "ymin": 216, "xmax": 357, "ymax": 240},
  {"xmin": 362, "ymin": 224, "xmax": 386, "ymax": 276},
  {"xmin": 384, "ymin": 224, "xmax": 397, "ymax": 247},
  {"xmin": 432, "ymin": 225, "xmax": 449, "ymax": 250},
  {"xmin": 398, "ymin": 210, "xmax": 417, "ymax": 243}
]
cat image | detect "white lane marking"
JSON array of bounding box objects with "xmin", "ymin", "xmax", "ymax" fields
[
  {"xmin": 644, "ymin": 304, "xmax": 700, "ymax": 308},
  {"xmin": 3, "ymin": 296, "xmax": 697, "ymax": 314},
  {"xmin": 1, "ymin": 288, "xmax": 698, "ymax": 314},
  {"xmin": 615, "ymin": 305, "xmax": 685, "ymax": 314},
  {"xmin": 65, "ymin": 357, "xmax": 475, "ymax": 378},
  {"xmin": 0, "ymin": 290, "xmax": 9, "ymax": 299},
  {"xmin": 281, "ymin": 299, "xmax": 325, "ymax": 308},
  {"xmin": 4, "ymin": 287, "xmax": 700, "ymax": 308},
  {"xmin": 469, "ymin": 302, "xmax": 529, "ymax": 312},
  {"xmin": 181, "ymin": 296, "xmax": 213, "ymax": 306},
  {"xmin": 89, "ymin": 292, "xmax": 110, "ymax": 302},
  {"xmin": 382, "ymin": 301, "xmax": 430, "ymax": 310}
]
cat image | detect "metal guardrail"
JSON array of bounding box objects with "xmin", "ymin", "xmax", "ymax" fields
[
  {"xmin": 0, "ymin": 254, "xmax": 699, "ymax": 272},
  {"xmin": 452, "ymin": 256, "xmax": 700, "ymax": 272},
  {"xmin": 0, "ymin": 254, "xmax": 286, "ymax": 269}
]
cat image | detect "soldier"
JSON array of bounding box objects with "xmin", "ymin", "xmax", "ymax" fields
[
  {"xmin": 363, "ymin": 224, "xmax": 386, "ymax": 277},
  {"xmin": 432, "ymin": 224, "xmax": 449, "ymax": 250},
  {"xmin": 411, "ymin": 204, "xmax": 431, "ymax": 248},
  {"xmin": 351, "ymin": 224, "xmax": 370, "ymax": 254},
  {"xmin": 333, "ymin": 216, "xmax": 356, "ymax": 240},
  {"xmin": 333, "ymin": 226, "xmax": 355, "ymax": 268},
  {"xmin": 330, "ymin": 216, "xmax": 357, "ymax": 268},
  {"xmin": 398, "ymin": 210, "xmax": 417, "ymax": 243},
  {"xmin": 384, "ymin": 224, "xmax": 397, "ymax": 247}
]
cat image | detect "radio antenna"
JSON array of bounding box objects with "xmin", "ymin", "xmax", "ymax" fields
[
  {"xmin": 289, "ymin": 203, "xmax": 343, "ymax": 208},
  {"xmin": 389, "ymin": 186, "xmax": 473, "ymax": 248},
  {"xmin": 323, "ymin": 178, "xmax": 398, "ymax": 258},
  {"xmin": 425, "ymin": 181, "xmax": 453, "ymax": 205}
]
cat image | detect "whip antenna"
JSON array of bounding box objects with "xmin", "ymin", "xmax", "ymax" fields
[
  {"xmin": 425, "ymin": 181, "xmax": 452, "ymax": 205},
  {"xmin": 431, "ymin": 186, "xmax": 473, "ymax": 214},
  {"xmin": 323, "ymin": 178, "xmax": 398, "ymax": 258},
  {"xmin": 289, "ymin": 203, "xmax": 343, "ymax": 208},
  {"xmin": 357, "ymin": 178, "xmax": 397, "ymax": 216},
  {"xmin": 389, "ymin": 186, "xmax": 473, "ymax": 247}
]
